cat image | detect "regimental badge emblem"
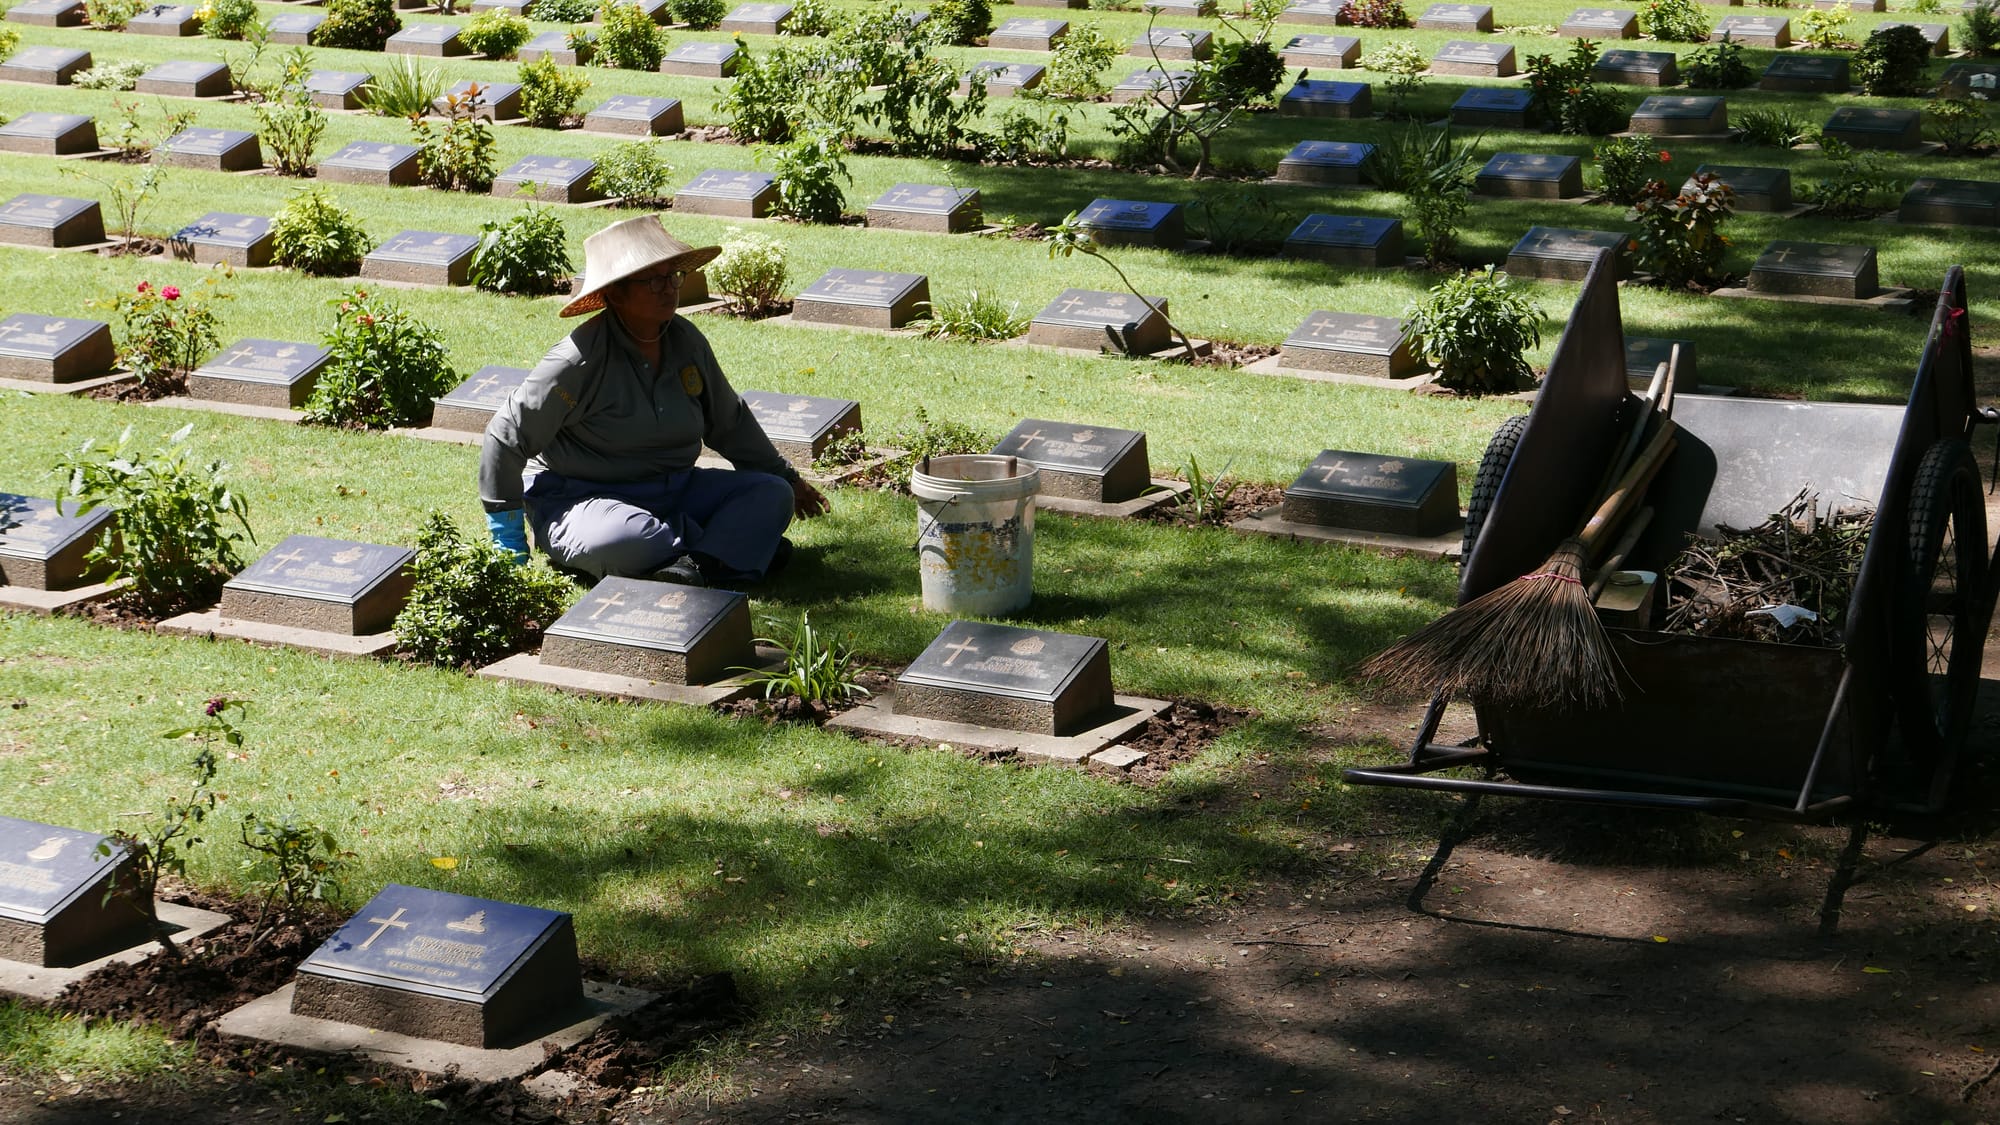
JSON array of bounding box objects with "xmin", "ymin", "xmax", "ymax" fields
[
  {"xmin": 332, "ymin": 547, "xmax": 365, "ymax": 564},
  {"xmin": 787, "ymin": 398, "xmax": 811, "ymax": 413},
  {"xmin": 445, "ymin": 910, "xmax": 488, "ymax": 934},
  {"xmin": 656, "ymin": 591, "xmax": 687, "ymax": 609},
  {"xmin": 1379, "ymin": 460, "xmax": 1405, "ymax": 475},
  {"xmin": 1071, "ymin": 430, "xmax": 1095, "ymax": 443},
  {"xmin": 26, "ymin": 835, "xmax": 68, "ymax": 862},
  {"xmin": 1010, "ymin": 635, "xmax": 1046, "ymax": 656},
  {"xmin": 680, "ymin": 365, "xmax": 704, "ymax": 396}
]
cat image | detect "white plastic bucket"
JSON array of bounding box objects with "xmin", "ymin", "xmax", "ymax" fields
[{"xmin": 910, "ymin": 454, "xmax": 1040, "ymax": 616}]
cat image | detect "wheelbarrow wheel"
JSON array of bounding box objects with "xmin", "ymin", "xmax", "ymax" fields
[
  {"xmin": 1892, "ymin": 437, "xmax": 1988, "ymax": 805},
  {"xmin": 1461, "ymin": 413, "xmax": 1530, "ymax": 560}
]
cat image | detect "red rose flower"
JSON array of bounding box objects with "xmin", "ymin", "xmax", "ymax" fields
[{"xmin": 162, "ymin": 285, "xmax": 181, "ymax": 300}]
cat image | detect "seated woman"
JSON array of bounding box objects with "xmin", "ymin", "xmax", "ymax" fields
[{"xmin": 479, "ymin": 215, "xmax": 829, "ymax": 585}]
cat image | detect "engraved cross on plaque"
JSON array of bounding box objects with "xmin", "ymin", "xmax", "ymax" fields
[
  {"xmin": 1056, "ymin": 294, "xmax": 1089, "ymax": 314},
  {"xmin": 940, "ymin": 637, "xmax": 980, "ymax": 666},
  {"xmin": 588, "ymin": 591, "xmax": 628, "ymax": 619},
  {"xmin": 468, "ymin": 372, "xmax": 503, "ymax": 395},
  {"xmin": 357, "ymin": 907, "xmax": 409, "ymax": 950},
  {"xmin": 224, "ymin": 343, "xmax": 259, "ymax": 366},
  {"xmin": 1318, "ymin": 460, "xmax": 1350, "ymax": 483},
  {"xmin": 268, "ymin": 547, "xmax": 308, "ymax": 567},
  {"xmin": 1012, "ymin": 428, "xmax": 1045, "ymax": 450}
]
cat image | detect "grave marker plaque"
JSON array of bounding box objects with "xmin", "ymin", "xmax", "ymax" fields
[
  {"xmin": 221, "ymin": 536, "xmax": 416, "ymax": 635},
  {"xmin": 133, "ymin": 61, "xmax": 231, "ymax": 98},
  {"xmin": 1281, "ymin": 0, "xmax": 1345, "ymax": 24},
  {"xmin": 1760, "ymin": 53, "xmax": 1848, "ymax": 92},
  {"xmin": 518, "ymin": 30, "xmax": 591, "ymax": 65},
  {"xmin": 1282, "ymin": 450, "xmax": 1458, "ymax": 536},
  {"xmin": 361, "ymin": 232, "xmax": 480, "ymax": 287},
  {"xmin": 432, "ymin": 365, "xmax": 528, "ymax": 433},
  {"xmin": 1712, "ymin": 14, "xmax": 1788, "ymax": 46},
  {"xmin": 991, "ymin": 17, "xmax": 1067, "ymax": 49},
  {"xmin": 866, "ymin": 183, "xmax": 981, "ymax": 233},
  {"xmin": 0, "ymin": 816, "xmax": 148, "ymax": 966},
  {"xmin": 292, "ymin": 884, "xmax": 583, "ymax": 1049},
  {"xmin": 583, "ymin": 94, "xmax": 682, "ymax": 135},
  {"xmin": 441, "ymin": 80, "xmax": 522, "ymax": 121},
  {"xmin": 0, "ymin": 194, "xmax": 103, "ymax": 247},
  {"xmin": 1476, "ymin": 152, "xmax": 1584, "ymax": 199},
  {"xmin": 1149, "ymin": 0, "xmax": 1218, "ymax": 14},
  {"xmin": 4, "ymin": 0, "xmax": 83, "ymax": 27},
  {"xmin": 1279, "ymin": 78, "xmax": 1372, "ymax": 118},
  {"xmin": 660, "ymin": 40, "xmax": 742, "ymax": 76},
  {"xmin": 171, "ymin": 212, "xmax": 275, "ymax": 267},
  {"xmin": 792, "ymin": 268, "xmax": 930, "ymax": 330},
  {"xmin": 1878, "ymin": 20, "xmax": 1949, "ymax": 54},
  {"xmin": 1028, "ymin": 289, "xmax": 1171, "ymax": 355},
  {"xmin": 1941, "ymin": 63, "xmax": 2000, "ymax": 97},
  {"xmin": 540, "ymin": 577, "xmax": 754, "ymax": 685},
  {"xmin": 961, "ymin": 61, "xmax": 1045, "ymax": 96},
  {"xmin": 0, "ymin": 113, "xmax": 98, "ymax": 156},
  {"xmin": 1559, "ymin": 6, "xmax": 1638, "ymax": 37},
  {"xmin": 1279, "ymin": 33, "xmax": 1359, "ymax": 67},
  {"xmin": 305, "ymin": 70, "xmax": 370, "ymax": 110},
  {"xmin": 1283, "ymin": 213, "xmax": 1404, "ymax": 267},
  {"xmin": 0, "ymin": 494, "xmax": 112, "ymax": 590},
  {"xmin": 1822, "ymin": 106, "xmax": 1922, "ymax": 150},
  {"xmin": 0, "ymin": 314, "xmax": 114, "ymax": 383},
  {"xmin": 896, "ymin": 621, "xmax": 1115, "ymax": 736},
  {"xmin": 493, "ymin": 155, "xmax": 600, "ymax": 204},
  {"xmin": 673, "ymin": 169, "xmax": 778, "ymax": 218},
  {"xmin": 1416, "ymin": 3, "xmax": 1492, "ymax": 30},
  {"xmin": 719, "ymin": 1, "xmax": 791, "ymax": 32},
  {"xmin": 1594, "ymin": 48, "xmax": 1677, "ymax": 86},
  {"xmin": 1451, "ymin": 86, "xmax": 1534, "ymax": 127},
  {"xmin": 470, "ymin": 0, "xmax": 531, "ymax": 11},
  {"xmin": 1109, "ymin": 68, "xmax": 1195, "ymax": 104},
  {"xmin": 320, "ymin": 141, "xmax": 422, "ymax": 186},
  {"xmin": 1624, "ymin": 337, "xmax": 1698, "ymax": 386},
  {"xmin": 1017, "ymin": 0, "xmax": 1085, "ymax": 10},
  {"xmin": 1131, "ymin": 27, "xmax": 1211, "ymax": 59},
  {"xmin": 1432, "ymin": 39, "xmax": 1515, "ymax": 77},
  {"xmin": 385, "ymin": 23, "xmax": 469, "ymax": 55},
  {"xmin": 188, "ymin": 338, "xmax": 332, "ymax": 408},
  {"xmin": 993, "ymin": 418, "xmax": 1149, "ymax": 503},
  {"xmin": 619, "ymin": 0, "xmax": 671, "ymax": 24},
  {"xmin": 1274, "ymin": 139, "xmax": 1373, "ymax": 185},
  {"xmin": 1279, "ymin": 312, "xmax": 1420, "ymax": 380},
  {"xmin": 127, "ymin": 4, "xmax": 201, "ymax": 34},
  {"xmin": 156, "ymin": 127, "xmax": 262, "ymax": 172},
  {"xmin": 1628, "ymin": 94, "xmax": 1727, "ymax": 135},
  {"xmin": 0, "ymin": 46, "xmax": 90, "ymax": 84},
  {"xmin": 1747, "ymin": 240, "xmax": 1878, "ymax": 299},
  {"xmin": 1505, "ymin": 226, "xmax": 1632, "ymax": 280},
  {"xmin": 740, "ymin": 390, "xmax": 861, "ymax": 466},
  {"xmin": 1900, "ymin": 177, "xmax": 2000, "ymax": 227},
  {"xmin": 264, "ymin": 10, "xmax": 324, "ymax": 42},
  {"xmin": 1686, "ymin": 164, "xmax": 1790, "ymax": 211},
  {"xmin": 1074, "ymin": 198, "xmax": 1185, "ymax": 249},
  {"xmin": 1814, "ymin": 0, "xmax": 1879, "ymax": 7}
]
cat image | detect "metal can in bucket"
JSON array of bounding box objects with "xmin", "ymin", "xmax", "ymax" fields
[{"xmin": 910, "ymin": 454, "xmax": 1040, "ymax": 616}]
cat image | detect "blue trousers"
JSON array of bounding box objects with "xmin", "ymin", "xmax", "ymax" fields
[{"xmin": 523, "ymin": 467, "xmax": 794, "ymax": 581}]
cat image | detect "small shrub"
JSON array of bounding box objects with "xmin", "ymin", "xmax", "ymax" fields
[
  {"xmin": 60, "ymin": 161, "xmax": 164, "ymax": 245},
  {"xmin": 709, "ymin": 228, "xmax": 789, "ymax": 312},
  {"xmin": 593, "ymin": 138, "xmax": 674, "ymax": 205},
  {"xmin": 361, "ymin": 53, "xmax": 443, "ymax": 116},
  {"xmin": 0, "ymin": 27, "xmax": 16, "ymax": 61},
  {"xmin": 1360, "ymin": 40, "xmax": 1428, "ymax": 116},
  {"xmin": 238, "ymin": 811, "xmax": 349, "ymax": 921},
  {"xmin": 56, "ymin": 425, "xmax": 253, "ymax": 610},
  {"xmin": 84, "ymin": 0, "xmax": 141, "ymax": 29},
  {"xmin": 1209, "ymin": 38, "xmax": 1285, "ymax": 106},
  {"xmin": 1805, "ymin": 134, "xmax": 1902, "ymax": 216},
  {"xmin": 671, "ymin": 0, "xmax": 725, "ymax": 28},
  {"xmin": 306, "ymin": 288, "xmax": 457, "ymax": 428},
  {"xmin": 71, "ymin": 58, "xmax": 147, "ymax": 90},
  {"xmin": 1911, "ymin": 0, "xmax": 1944, "ymax": 11},
  {"xmin": 783, "ymin": 0, "xmax": 839, "ymax": 35},
  {"xmin": 1525, "ymin": 39, "xmax": 1627, "ymax": 134},
  {"xmin": 1640, "ymin": 0, "xmax": 1708, "ymax": 41},
  {"xmin": 101, "ymin": 699, "xmax": 236, "ymax": 952},
  {"xmin": 1796, "ymin": 2, "xmax": 1851, "ymax": 49},
  {"xmin": 1682, "ymin": 39, "xmax": 1754, "ymax": 87},
  {"xmin": 460, "ymin": 10, "xmax": 532, "ymax": 57},
  {"xmin": 913, "ymin": 290, "xmax": 1029, "ymax": 340},
  {"xmin": 924, "ymin": 0, "xmax": 988, "ymax": 44},
  {"xmin": 255, "ymin": 52, "xmax": 327, "ymax": 176},
  {"xmin": 394, "ymin": 512, "xmax": 576, "ymax": 668},
  {"xmin": 469, "ymin": 204, "xmax": 574, "ymax": 296},
  {"xmin": 1854, "ymin": 24, "xmax": 1930, "ymax": 95},
  {"xmin": 1166, "ymin": 453, "xmax": 1240, "ymax": 525},
  {"xmin": 719, "ymin": 41, "xmax": 808, "ymax": 142},
  {"xmin": 1966, "ymin": 0, "xmax": 2000, "ymax": 55},
  {"xmin": 411, "ymin": 88, "xmax": 497, "ymax": 191},
  {"xmin": 987, "ymin": 96, "xmax": 1072, "ymax": 160},
  {"xmin": 1404, "ymin": 267, "xmax": 1543, "ymax": 395},
  {"xmin": 1343, "ymin": 0, "xmax": 1411, "ymax": 28},
  {"xmin": 317, "ymin": 0, "xmax": 400, "ymax": 50},
  {"xmin": 1364, "ymin": 123, "xmax": 1481, "ymax": 262},
  {"xmin": 734, "ymin": 612, "xmax": 875, "ymax": 706},
  {"xmin": 518, "ymin": 55, "xmax": 590, "ymax": 126},
  {"xmin": 594, "ymin": 0, "xmax": 667, "ymax": 69},
  {"xmin": 1044, "ymin": 21, "xmax": 1118, "ymax": 97},
  {"xmin": 270, "ymin": 187, "xmax": 373, "ymax": 275},
  {"xmin": 1927, "ymin": 96, "xmax": 1996, "ymax": 154},
  {"xmin": 1594, "ymin": 134, "xmax": 1665, "ymax": 204},
  {"xmin": 1630, "ymin": 172, "xmax": 1735, "ymax": 290},
  {"xmin": 889, "ymin": 405, "xmax": 993, "ymax": 467},
  {"xmin": 765, "ymin": 130, "xmax": 848, "ymax": 223},
  {"xmin": 200, "ymin": 0, "xmax": 260, "ymax": 38},
  {"xmin": 529, "ymin": 0, "xmax": 596, "ymax": 19},
  {"xmin": 90, "ymin": 273, "xmax": 229, "ymax": 396},
  {"xmin": 1735, "ymin": 105, "xmax": 1811, "ymax": 147},
  {"xmin": 812, "ymin": 429, "xmax": 869, "ymax": 473}
]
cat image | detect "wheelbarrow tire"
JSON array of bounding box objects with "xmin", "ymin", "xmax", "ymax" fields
[
  {"xmin": 1461, "ymin": 413, "xmax": 1530, "ymax": 561},
  {"xmin": 1892, "ymin": 437, "xmax": 1987, "ymax": 805}
]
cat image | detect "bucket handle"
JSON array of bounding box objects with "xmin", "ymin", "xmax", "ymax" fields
[{"xmin": 909, "ymin": 455, "xmax": 1020, "ymax": 552}]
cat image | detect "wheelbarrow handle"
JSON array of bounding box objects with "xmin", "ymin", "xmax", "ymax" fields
[{"xmin": 1579, "ymin": 421, "xmax": 1678, "ymax": 554}]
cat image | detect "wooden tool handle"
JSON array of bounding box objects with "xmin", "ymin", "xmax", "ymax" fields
[
  {"xmin": 1578, "ymin": 420, "xmax": 1678, "ymax": 552},
  {"xmin": 1588, "ymin": 505, "xmax": 1656, "ymax": 597}
]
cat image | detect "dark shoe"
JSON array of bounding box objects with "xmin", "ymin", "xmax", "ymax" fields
[
  {"xmin": 766, "ymin": 537, "xmax": 795, "ymax": 580},
  {"xmin": 648, "ymin": 555, "xmax": 707, "ymax": 587}
]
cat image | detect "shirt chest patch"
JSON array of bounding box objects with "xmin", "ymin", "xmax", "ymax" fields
[{"xmin": 680, "ymin": 365, "xmax": 703, "ymax": 396}]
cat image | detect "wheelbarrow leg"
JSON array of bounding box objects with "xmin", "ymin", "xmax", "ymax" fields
[
  {"xmin": 1409, "ymin": 790, "xmax": 1485, "ymax": 914},
  {"xmin": 1817, "ymin": 820, "xmax": 1871, "ymax": 938}
]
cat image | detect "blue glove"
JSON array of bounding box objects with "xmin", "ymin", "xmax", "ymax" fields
[{"xmin": 486, "ymin": 509, "xmax": 529, "ymax": 564}]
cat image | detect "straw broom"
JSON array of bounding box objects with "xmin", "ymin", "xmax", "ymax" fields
[{"xmin": 1364, "ymin": 419, "xmax": 1679, "ymax": 711}]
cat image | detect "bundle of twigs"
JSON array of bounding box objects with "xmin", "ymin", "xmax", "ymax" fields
[{"xmin": 1660, "ymin": 489, "xmax": 1873, "ymax": 647}]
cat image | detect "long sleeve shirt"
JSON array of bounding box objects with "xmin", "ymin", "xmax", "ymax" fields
[{"xmin": 479, "ymin": 312, "xmax": 795, "ymax": 513}]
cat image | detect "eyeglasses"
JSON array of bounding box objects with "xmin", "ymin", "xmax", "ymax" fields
[{"xmin": 629, "ymin": 269, "xmax": 688, "ymax": 294}]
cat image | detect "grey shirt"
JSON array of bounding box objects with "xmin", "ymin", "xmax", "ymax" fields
[{"xmin": 479, "ymin": 312, "xmax": 795, "ymax": 513}]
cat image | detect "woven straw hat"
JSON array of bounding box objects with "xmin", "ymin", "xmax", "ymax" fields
[{"xmin": 559, "ymin": 214, "xmax": 721, "ymax": 318}]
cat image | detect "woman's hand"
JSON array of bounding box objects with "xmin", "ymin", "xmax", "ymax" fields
[{"xmin": 793, "ymin": 476, "xmax": 830, "ymax": 518}]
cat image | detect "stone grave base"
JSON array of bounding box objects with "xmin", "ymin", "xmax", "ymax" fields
[
  {"xmin": 691, "ymin": 448, "xmax": 905, "ymax": 486},
  {"xmin": 0, "ymin": 369, "xmax": 134, "ymax": 397},
  {"xmin": 1004, "ymin": 335, "xmax": 1212, "ymax": 362},
  {"xmin": 767, "ymin": 313, "xmax": 921, "ymax": 337},
  {"xmin": 0, "ymin": 576, "xmax": 127, "ymax": 616},
  {"xmin": 1231, "ymin": 506, "xmax": 1464, "ymax": 560},
  {"xmin": 1612, "ymin": 128, "xmax": 1739, "ymax": 143},
  {"xmin": 1707, "ymin": 285, "xmax": 1915, "ymax": 313},
  {"xmin": 216, "ymin": 980, "xmax": 654, "ymax": 1082},
  {"xmin": 1033, "ymin": 478, "xmax": 1188, "ymax": 520},
  {"xmin": 0, "ymin": 902, "xmax": 230, "ymax": 1002},
  {"xmin": 157, "ymin": 608, "xmax": 399, "ymax": 657},
  {"xmin": 392, "ymin": 424, "xmax": 485, "ymax": 447},
  {"xmin": 477, "ymin": 648, "xmax": 780, "ymax": 708},
  {"xmin": 1241, "ymin": 353, "xmax": 1437, "ymax": 392},
  {"xmin": 147, "ymin": 395, "xmax": 304, "ymax": 423},
  {"xmin": 830, "ymin": 692, "xmax": 1170, "ymax": 768}
]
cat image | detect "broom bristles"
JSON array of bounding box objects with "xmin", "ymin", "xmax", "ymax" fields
[{"xmin": 1363, "ymin": 539, "xmax": 1623, "ymax": 711}]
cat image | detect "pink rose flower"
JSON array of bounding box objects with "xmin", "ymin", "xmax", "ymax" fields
[
  {"xmin": 136, "ymin": 281, "xmax": 151, "ymax": 293},
  {"xmin": 161, "ymin": 285, "xmax": 181, "ymax": 300}
]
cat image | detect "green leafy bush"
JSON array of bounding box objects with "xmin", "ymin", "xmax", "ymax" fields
[
  {"xmin": 518, "ymin": 55, "xmax": 591, "ymax": 126},
  {"xmin": 886, "ymin": 406, "xmax": 994, "ymax": 475},
  {"xmin": 1966, "ymin": 0, "xmax": 2000, "ymax": 55},
  {"xmin": 593, "ymin": 138, "xmax": 674, "ymax": 205},
  {"xmin": 1044, "ymin": 21, "xmax": 1118, "ymax": 97},
  {"xmin": 709, "ymin": 229, "xmax": 788, "ymax": 312},
  {"xmin": 84, "ymin": 0, "xmax": 141, "ymax": 30},
  {"xmin": 1360, "ymin": 40, "xmax": 1427, "ymax": 116},
  {"xmin": 986, "ymin": 97, "xmax": 1071, "ymax": 160},
  {"xmin": 672, "ymin": 0, "xmax": 726, "ymax": 27},
  {"xmin": 766, "ymin": 130, "xmax": 848, "ymax": 222},
  {"xmin": 271, "ymin": 188, "xmax": 373, "ymax": 276},
  {"xmin": 56, "ymin": 424, "xmax": 254, "ymax": 610},
  {"xmin": 594, "ymin": 0, "xmax": 667, "ymax": 69},
  {"xmin": 719, "ymin": 41, "xmax": 814, "ymax": 142},
  {"xmin": 734, "ymin": 612, "xmax": 875, "ymax": 707},
  {"xmin": 394, "ymin": 512, "xmax": 577, "ymax": 669},
  {"xmin": 783, "ymin": 0, "xmax": 839, "ymax": 35},
  {"xmin": 1855, "ymin": 24, "xmax": 1930, "ymax": 95},
  {"xmin": 1804, "ymin": 134, "xmax": 1901, "ymax": 216},
  {"xmin": 0, "ymin": 27, "xmax": 16, "ymax": 61},
  {"xmin": 306, "ymin": 288, "xmax": 457, "ymax": 428},
  {"xmin": 923, "ymin": 0, "xmax": 988, "ymax": 44},
  {"xmin": 72, "ymin": 58, "xmax": 147, "ymax": 90},
  {"xmin": 238, "ymin": 811, "xmax": 349, "ymax": 920},
  {"xmin": 411, "ymin": 89, "xmax": 497, "ymax": 191},
  {"xmin": 1343, "ymin": 0, "xmax": 1410, "ymax": 28},
  {"xmin": 1525, "ymin": 39, "xmax": 1626, "ymax": 134},
  {"xmin": 1639, "ymin": 0, "xmax": 1708, "ymax": 41},
  {"xmin": 1630, "ymin": 173, "xmax": 1735, "ymax": 290},
  {"xmin": 254, "ymin": 52, "xmax": 327, "ymax": 176},
  {"xmin": 361, "ymin": 54, "xmax": 444, "ymax": 116},
  {"xmin": 1364, "ymin": 123, "xmax": 1481, "ymax": 262},
  {"xmin": 1594, "ymin": 134, "xmax": 1664, "ymax": 204},
  {"xmin": 1735, "ymin": 105, "xmax": 1811, "ymax": 147},
  {"xmin": 460, "ymin": 10, "xmax": 532, "ymax": 57},
  {"xmin": 912, "ymin": 291, "xmax": 1028, "ymax": 340},
  {"xmin": 317, "ymin": 0, "xmax": 400, "ymax": 50},
  {"xmin": 1796, "ymin": 2, "xmax": 1851, "ymax": 48},
  {"xmin": 470, "ymin": 204, "xmax": 574, "ymax": 296},
  {"xmin": 1682, "ymin": 39, "xmax": 1753, "ymax": 87},
  {"xmin": 865, "ymin": 50, "xmax": 983, "ymax": 156},
  {"xmin": 1404, "ymin": 268, "xmax": 1543, "ymax": 395},
  {"xmin": 90, "ymin": 273, "xmax": 229, "ymax": 396},
  {"xmin": 1926, "ymin": 97, "xmax": 1996, "ymax": 154},
  {"xmin": 200, "ymin": 0, "xmax": 261, "ymax": 38},
  {"xmin": 529, "ymin": 0, "xmax": 596, "ymax": 19}
]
